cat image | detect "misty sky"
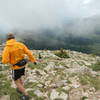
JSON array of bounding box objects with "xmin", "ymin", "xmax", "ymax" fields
[{"xmin": 0, "ymin": 0, "xmax": 100, "ymax": 34}]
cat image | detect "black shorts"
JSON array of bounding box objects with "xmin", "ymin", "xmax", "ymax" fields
[{"xmin": 12, "ymin": 67, "xmax": 25, "ymax": 81}]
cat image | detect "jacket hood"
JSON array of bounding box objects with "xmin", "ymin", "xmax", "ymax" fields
[{"xmin": 6, "ymin": 39, "xmax": 17, "ymax": 46}]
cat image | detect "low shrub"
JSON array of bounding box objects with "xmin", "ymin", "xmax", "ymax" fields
[
  {"xmin": 90, "ymin": 62, "xmax": 100, "ymax": 71},
  {"xmin": 54, "ymin": 49, "xmax": 70, "ymax": 58}
]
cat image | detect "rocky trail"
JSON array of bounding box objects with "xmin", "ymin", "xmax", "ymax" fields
[{"xmin": 0, "ymin": 50, "xmax": 100, "ymax": 100}]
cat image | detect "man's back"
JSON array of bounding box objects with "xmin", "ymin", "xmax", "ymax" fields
[
  {"xmin": 2, "ymin": 39, "xmax": 36, "ymax": 70},
  {"xmin": 5, "ymin": 39, "xmax": 25, "ymax": 64}
]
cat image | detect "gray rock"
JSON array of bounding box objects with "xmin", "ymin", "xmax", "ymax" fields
[{"xmin": 0, "ymin": 95, "xmax": 10, "ymax": 100}]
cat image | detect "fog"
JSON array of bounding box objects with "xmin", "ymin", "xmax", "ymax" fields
[{"xmin": 0, "ymin": 0, "xmax": 100, "ymax": 35}]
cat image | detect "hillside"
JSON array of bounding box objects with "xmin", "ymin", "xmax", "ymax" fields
[
  {"xmin": 22, "ymin": 33, "xmax": 100, "ymax": 55},
  {"xmin": 0, "ymin": 50, "xmax": 100, "ymax": 100}
]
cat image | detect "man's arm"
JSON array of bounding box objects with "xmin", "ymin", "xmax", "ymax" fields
[
  {"xmin": 23, "ymin": 44, "xmax": 37, "ymax": 63},
  {"xmin": 2, "ymin": 47, "xmax": 10, "ymax": 64}
]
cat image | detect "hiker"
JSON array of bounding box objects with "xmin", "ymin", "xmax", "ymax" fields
[{"xmin": 2, "ymin": 33, "xmax": 37, "ymax": 100}]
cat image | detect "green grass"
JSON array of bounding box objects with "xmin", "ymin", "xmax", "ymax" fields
[
  {"xmin": 10, "ymin": 89, "xmax": 21, "ymax": 100},
  {"xmin": 79, "ymin": 75, "xmax": 100, "ymax": 90},
  {"xmin": 56, "ymin": 87, "xmax": 69, "ymax": 94},
  {"xmin": 0, "ymin": 73, "xmax": 20, "ymax": 99},
  {"xmin": 68, "ymin": 73, "xmax": 77, "ymax": 78},
  {"xmin": 0, "ymin": 56, "xmax": 2, "ymax": 61},
  {"xmin": 0, "ymin": 66, "xmax": 18, "ymax": 99},
  {"xmin": 0, "ymin": 73, "xmax": 12, "ymax": 97},
  {"xmin": 28, "ymin": 62, "xmax": 47, "ymax": 70},
  {"xmin": 25, "ymin": 82, "xmax": 38, "ymax": 88},
  {"xmin": 81, "ymin": 96, "xmax": 88, "ymax": 100},
  {"xmin": 54, "ymin": 98, "xmax": 64, "ymax": 100},
  {"xmin": 90, "ymin": 62, "xmax": 100, "ymax": 71},
  {"xmin": 0, "ymin": 65, "xmax": 9, "ymax": 71},
  {"xmin": 28, "ymin": 90, "xmax": 37, "ymax": 98},
  {"xmin": 54, "ymin": 49, "xmax": 70, "ymax": 58},
  {"xmin": 0, "ymin": 73, "xmax": 7, "ymax": 79}
]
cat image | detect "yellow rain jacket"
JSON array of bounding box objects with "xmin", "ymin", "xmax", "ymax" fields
[{"xmin": 2, "ymin": 39, "xmax": 36, "ymax": 70}]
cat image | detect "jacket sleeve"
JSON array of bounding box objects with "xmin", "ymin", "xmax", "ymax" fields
[
  {"xmin": 2, "ymin": 47, "xmax": 10, "ymax": 64},
  {"xmin": 23, "ymin": 44, "xmax": 37, "ymax": 62}
]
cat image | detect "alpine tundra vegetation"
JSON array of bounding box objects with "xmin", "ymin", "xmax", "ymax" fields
[{"xmin": 0, "ymin": 50, "xmax": 100, "ymax": 100}]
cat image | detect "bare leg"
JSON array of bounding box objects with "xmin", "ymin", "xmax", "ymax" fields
[
  {"xmin": 14, "ymin": 79, "xmax": 28, "ymax": 96},
  {"xmin": 19, "ymin": 78, "xmax": 23, "ymax": 85}
]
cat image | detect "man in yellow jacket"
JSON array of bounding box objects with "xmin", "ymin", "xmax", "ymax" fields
[{"xmin": 2, "ymin": 33, "xmax": 37, "ymax": 100}]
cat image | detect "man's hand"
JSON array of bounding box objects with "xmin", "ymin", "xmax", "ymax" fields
[
  {"xmin": 34, "ymin": 62, "xmax": 37, "ymax": 65},
  {"xmin": 33, "ymin": 59, "xmax": 43, "ymax": 65}
]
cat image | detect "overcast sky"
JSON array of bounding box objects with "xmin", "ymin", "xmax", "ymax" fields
[{"xmin": 0, "ymin": 0, "xmax": 100, "ymax": 33}]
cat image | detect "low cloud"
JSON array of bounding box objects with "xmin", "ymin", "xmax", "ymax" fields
[{"xmin": 0, "ymin": 0, "xmax": 99, "ymax": 35}]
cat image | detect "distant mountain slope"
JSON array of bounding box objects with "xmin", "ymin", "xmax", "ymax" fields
[{"xmin": 0, "ymin": 15, "xmax": 100, "ymax": 55}]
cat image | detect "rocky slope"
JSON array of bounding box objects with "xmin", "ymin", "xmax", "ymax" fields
[{"xmin": 0, "ymin": 50, "xmax": 100, "ymax": 100}]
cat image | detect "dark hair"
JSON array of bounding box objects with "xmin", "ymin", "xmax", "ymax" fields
[{"xmin": 6, "ymin": 33, "xmax": 15, "ymax": 41}]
